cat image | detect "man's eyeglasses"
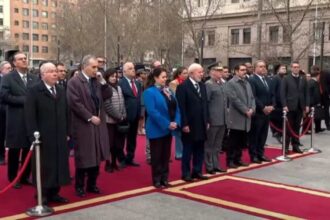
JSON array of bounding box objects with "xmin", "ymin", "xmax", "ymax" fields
[
  {"xmin": 98, "ymin": 60, "xmax": 106, "ymax": 64},
  {"xmin": 16, "ymin": 57, "xmax": 27, "ymax": 61}
]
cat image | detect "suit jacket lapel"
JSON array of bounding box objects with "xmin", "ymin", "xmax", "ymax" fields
[
  {"xmin": 13, "ymin": 71, "xmax": 27, "ymax": 91},
  {"xmin": 187, "ymin": 79, "xmax": 200, "ymax": 98}
]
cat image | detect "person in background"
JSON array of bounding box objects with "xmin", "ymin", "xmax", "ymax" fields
[
  {"xmin": 136, "ymin": 69, "xmax": 148, "ymax": 135},
  {"xmin": 0, "ymin": 61, "xmax": 12, "ymax": 165},
  {"xmin": 103, "ymin": 68, "xmax": 127, "ymax": 172},
  {"xmin": 56, "ymin": 63, "xmax": 68, "ymax": 89},
  {"xmin": 143, "ymin": 67, "xmax": 180, "ymax": 188},
  {"xmin": 169, "ymin": 66, "xmax": 188, "ymax": 160}
]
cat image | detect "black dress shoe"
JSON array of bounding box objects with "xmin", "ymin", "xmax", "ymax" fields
[
  {"xmin": 13, "ymin": 183, "xmax": 22, "ymax": 189},
  {"xmin": 86, "ymin": 186, "xmax": 101, "ymax": 194},
  {"xmin": 259, "ymin": 156, "xmax": 271, "ymax": 162},
  {"xmin": 49, "ymin": 195, "xmax": 69, "ymax": 203},
  {"xmin": 235, "ymin": 161, "xmax": 249, "ymax": 167},
  {"xmin": 175, "ymin": 156, "xmax": 182, "ymax": 161},
  {"xmin": 119, "ymin": 161, "xmax": 127, "ymax": 169},
  {"xmin": 292, "ymin": 146, "xmax": 303, "ymax": 154},
  {"xmin": 206, "ymin": 170, "xmax": 216, "ymax": 175},
  {"xmin": 213, "ymin": 168, "xmax": 227, "ymax": 173},
  {"xmin": 181, "ymin": 176, "xmax": 194, "ymax": 182},
  {"xmin": 192, "ymin": 173, "xmax": 209, "ymax": 180},
  {"xmin": 126, "ymin": 161, "xmax": 140, "ymax": 167},
  {"xmin": 75, "ymin": 187, "xmax": 86, "ymax": 197},
  {"xmin": 227, "ymin": 162, "xmax": 238, "ymax": 169},
  {"xmin": 315, "ymin": 128, "xmax": 326, "ymax": 133},
  {"xmin": 161, "ymin": 181, "xmax": 172, "ymax": 187},
  {"xmin": 153, "ymin": 182, "xmax": 162, "ymax": 188},
  {"xmin": 0, "ymin": 157, "xmax": 5, "ymax": 165},
  {"xmin": 251, "ymin": 157, "xmax": 262, "ymax": 164}
]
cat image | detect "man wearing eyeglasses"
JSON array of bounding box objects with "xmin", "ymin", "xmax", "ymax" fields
[
  {"xmin": 97, "ymin": 56, "xmax": 106, "ymax": 76},
  {"xmin": 0, "ymin": 51, "xmax": 39, "ymax": 189}
]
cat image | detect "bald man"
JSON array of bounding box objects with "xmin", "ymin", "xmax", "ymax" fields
[{"xmin": 118, "ymin": 62, "xmax": 142, "ymax": 167}]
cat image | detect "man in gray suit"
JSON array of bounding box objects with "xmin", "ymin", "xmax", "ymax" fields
[
  {"xmin": 281, "ymin": 61, "xmax": 309, "ymax": 153},
  {"xmin": 204, "ymin": 65, "xmax": 227, "ymax": 174},
  {"xmin": 226, "ymin": 64, "xmax": 255, "ymax": 168}
]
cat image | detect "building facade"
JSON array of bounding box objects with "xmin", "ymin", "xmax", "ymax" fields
[{"xmin": 183, "ymin": 0, "xmax": 330, "ymax": 72}]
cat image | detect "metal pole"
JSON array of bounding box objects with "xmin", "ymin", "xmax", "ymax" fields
[
  {"xmin": 313, "ymin": 3, "xmax": 318, "ymax": 65},
  {"xmin": 306, "ymin": 107, "xmax": 322, "ymax": 153},
  {"xmin": 276, "ymin": 111, "xmax": 292, "ymax": 161},
  {"xmin": 26, "ymin": 131, "xmax": 54, "ymax": 217}
]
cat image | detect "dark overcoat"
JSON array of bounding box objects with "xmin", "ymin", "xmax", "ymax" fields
[
  {"xmin": 0, "ymin": 70, "xmax": 39, "ymax": 148},
  {"xmin": 66, "ymin": 73, "xmax": 110, "ymax": 168},
  {"xmin": 25, "ymin": 81, "xmax": 70, "ymax": 188}
]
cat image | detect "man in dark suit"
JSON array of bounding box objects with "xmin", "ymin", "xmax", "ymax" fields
[
  {"xmin": 0, "ymin": 61, "xmax": 13, "ymax": 165},
  {"xmin": 248, "ymin": 60, "xmax": 274, "ymax": 164},
  {"xmin": 56, "ymin": 62, "xmax": 68, "ymax": 89},
  {"xmin": 118, "ymin": 62, "xmax": 141, "ymax": 167},
  {"xmin": 281, "ymin": 62, "xmax": 309, "ymax": 153},
  {"xmin": 67, "ymin": 55, "xmax": 110, "ymax": 197},
  {"xmin": 176, "ymin": 63, "xmax": 209, "ymax": 182},
  {"xmin": 0, "ymin": 52, "xmax": 39, "ymax": 188},
  {"xmin": 25, "ymin": 62, "xmax": 70, "ymax": 205}
]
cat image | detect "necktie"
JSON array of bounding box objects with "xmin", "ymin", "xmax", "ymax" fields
[
  {"xmin": 131, "ymin": 79, "xmax": 138, "ymax": 97},
  {"xmin": 50, "ymin": 86, "xmax": 56, "ymax": 98},
  {"xmin": 195, "ymin": 83, "xmax": 201, "ymax": 97},
  {"xmin": 262, "ymin": 77, "xmax": 269, "ymax": 90},
  {"xmin": 22, "ymin": 75, "xmax": 27, "ymax": 86}
]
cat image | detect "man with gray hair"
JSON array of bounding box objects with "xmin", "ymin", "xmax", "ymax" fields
[
  {"xmin": 0, "ymin": 61, "xmax": 12, "ymax": 165},
  {"xmin": 25, "ymin": 62, "xmax": 70, "ymax": 205},
  {"xmin": 176, "ymin": 63, "xmax": 209, "ymax": 182},
  {"xmin": 67, "ymin": 55, "xmax": 110, "ymax": 197},
  {"xmin": 118, "ymin": 62, "xmax": 142, "ymax": 167}
]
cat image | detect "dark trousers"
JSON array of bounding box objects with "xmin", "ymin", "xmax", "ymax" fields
[
  {"xmin": 321, "ymin": 94, "xmax": 330, "ymax": 127},
  {"xmin": 227, "ymin": 129, "xmax": 247, "ymax": 164},
  {"xmin": 107, "ymin": 123, "xmax": 126, "ymax": 165},
  {"xmin": 249, "ymin": 114, "xmax": 269, "ymax": 159},
  {"xmin": 149, "ymin": 135, "xmax": 172, "ymax": 184},
  {"xmin": 42, "ymin": 187, "xmax": 60, "ymax": 199},
  {"xmin": 125, "ymin": 118, "xmax": 139, "ymax": 163},
  {"xmin": 181, "ymin": 139, "xmax": 204, "ymax": 178},
  {"xmin": 0, "ymin": 109, "xmax": 5, "ymax": 159},
  {"xmin": 285, "ymin": 110, "xmax": 303, "ymax": 148},
  {"xmin": 270, "ymin": 109, "xmax": 283, "ymax": 136},
  {"xmin": 75, "ymin": 166, "xmax": 99, "ymax": 189},
  {"xmin": 7, "ymin": 148, "xmax": 31, "ymax": 182}
]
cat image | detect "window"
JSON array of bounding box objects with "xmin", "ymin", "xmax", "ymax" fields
[
  {"xmin": 41, "ymin": 11, "xmax": 48, "ymax": 18},
  {"xmin": 312, "ymin": 22, "xmax": 323, "ymax": 41},
  {"xmin": 14, "ymin": 8, "xmax": 19, "ymax": 13},
  {"xmin": 23, "ymin": 20, "xmax": 29, "ymax": 28},
  {"xmin": 0, "ymin": 18, "xmax": 3, "ymax": 26},
  {"xmin": 22, "ymin": 33, "xmax": 29, "ymax": 40},
  {"xmin": 32, "ymin": 34, "xmax": 39, "ymax": 41},
  {"xmin": 22, "ymin": 0, "xmax": 29, "ymax": 3},
  {"xmin": 42, "ymin": 46, "xmax": 48, "ymax": 53},
  {"xmin": 32, "ymin": 0, "xmax": 38, "ymax": 4},
  {"xmin": 51, "ymin": 0, "xmax": 57, "ymax": 7},
  {"xmin": 15, "ymin": 33, "xmax": 20, "ymax": 39},
  {"xmin": 33, "ymin": 46, "xmax": 39, "ymax": 53},
  {"xmin": 32, "ymin": 9, "xmax": 38, "ymax": 17},
  {"xmin": 0, "ymin": 6, "xmax": 3, "ymax": 13},
  {"xmin": 283, "ymin": 26, "xmax": 290, "ymax": 43},
  {"xmin": 41, "ymin": 22, "xmax": 48, "ymax": 30},
  {"xmin": 22, "ymin": 45, "xmax": 29, "ymax": 52},
  {"xmin": 231, "ymin": 29, "xmax": 239, "ymax": 45},
  {"xmin": 51, "ymin": 24, "xmax": 56, "ymax": 29},
  {"xmin": 232, "ymin": 0, "xmax": 239, "ymax": 3},
  {"xmin": 14, "ymin": 20, "xmax": 19, "ymax": 26},
  {"xmin": 243, "ymin": 28, "xmax": 251, "ymax": 44},
  {"xmin": 41, "ymin": 34, "xmax": 48, "ymax": 42},
  {"xmin": 269, "ymin": 26, "xmax": 279, "ymax": 43},
  {"xmin": 42, "ymin": 0, "xmax": 48, "ymax": 6},
  {"xmin": 207, "ymin": 30, "xmax": 215, "ymax": 46},
  {"xmin": 51, "ymin": 12, "xmax": 56, "ymax": 18},
  {"xmin": 22, "ymin": 8, "xmax": 29, "ymax": 16},
  {"xmin": 32, "ymin": 21, "xmax": 39, "ymax": 29}
]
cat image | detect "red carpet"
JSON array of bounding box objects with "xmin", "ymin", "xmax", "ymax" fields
[
  {"xmin": 174, "ymin": 177, "xmax": 330, "ymax": 219},
  {"xmin": 0, "ymin": 137, "xmax": 304, "ymax": 218}
]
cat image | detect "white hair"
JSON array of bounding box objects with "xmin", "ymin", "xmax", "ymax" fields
[
  {"xmin": 0, "ymin": 61, "xmax": 10, "ymax": 71},
  {"xmin": 123, "ymin": 62, "xmax": 134, "ymax": 73},
  {"xmin": 40, "ymin": 62, "xmax": 56, "ymax": 75},
  {"xmin": 188, "ymin": 63, "xmax": 203, "ymax": 75}
]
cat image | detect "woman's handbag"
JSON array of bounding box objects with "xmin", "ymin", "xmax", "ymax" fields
[{"xmin": 116, "ymin": 120, "xmax": 130, "ymax": 133}]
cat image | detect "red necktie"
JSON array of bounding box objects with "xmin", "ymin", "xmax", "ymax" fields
[{"xmin": 131, "ymin": 80, "xmax": 138, "ymax": 97}]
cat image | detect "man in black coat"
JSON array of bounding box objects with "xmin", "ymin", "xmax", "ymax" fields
[
  {"xmin": 176, "ymin": 63, "xmax": 209, "ymax": 182},
  {"xmin": 0, "ymin": 52, "xmax": 39, "ymax": 188},
  {"xmin": 248, "ymin": 60, "xmax": 274, "ymax": 164},
  {"xmin": 281, "ymin": 62, "xmax": 309, "ymax": 153},
  {"xmin": 0, "ymin": 61, "xmax": 13, "ymax": 165},
  {"xmin": 25, "ymin": 62, "xmax": 70, "ymax": 205},
  {"xmin": 118, "ymin": 62, "xmax": 142, "ymax": 167}
]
